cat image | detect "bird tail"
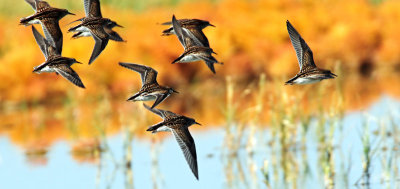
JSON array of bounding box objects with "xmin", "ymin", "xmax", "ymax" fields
[{"xmin": 146, "ymin": 122, "xmax": 165, "ymax": 133}]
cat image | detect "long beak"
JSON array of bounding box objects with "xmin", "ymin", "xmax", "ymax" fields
[
  {"xmin": 68, "ymin": 18, "xmax": 83, "ymax": 25},
  {"xmin": 116, "ymin": 24, "xmax": 123, "ymax": 28},
  {"xmin": 173, "ymin": 89, "xmax": 179, "ymax": 93},
  {"xmin": 195, "ymin": 122, "xmax": 201, "ymax": 126},
  {"xmin": 75, "ymin": 61, "xmax": 82, "ymax": 64},
  {"xmin": 68, "ymin": 12, "xmax": 75, "ymax": 16},
  {"xmin": 209, "ymin": 23, "xmax": 216, "ymax": 27}
]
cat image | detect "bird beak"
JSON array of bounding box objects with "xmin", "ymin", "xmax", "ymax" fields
[
  {"xmin": 76, "ymin": 61, "xmax": 82, "ymax": 64},
  {"xmin": 173, "ymin": 89, "xmax": 179, "ymax": 93},
  {"xmin": 209, "ymin": 23, "xmax": 216, "ymax": 27},
  {"xmin": 68, "ymin": 12, "xmax": 75, "ymax": 15},
  {"xmin": 195, "ymin": 122, "xmax": 201, "ymax": 126},
  {"xmin": 116, "ymin": 24, "xmax": 123, "ymax": 28}
]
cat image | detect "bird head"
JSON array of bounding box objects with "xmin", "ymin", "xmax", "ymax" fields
[
  {"xmin": 323, "ymin": 69, "xmax": 337, "ymax": 78},
  {"xmin": 189, "ymin": 118, "xmax": 201, "ymax": 126},
  {"xmin": 107, "ymin": 20, "xmax": 123, "ymax": 28},
  {"xmin": 168, "ymin": 87, "xmax": 179, "ymax": 94},
  {"xmin": 70, "ymin": 58, "xmax": 82, "ymax": 65}
]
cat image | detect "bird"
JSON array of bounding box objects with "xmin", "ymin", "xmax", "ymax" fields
[
  {"xmin": 68, "ymin": 0, "xmax": 124, "ymax": 64},
  {"xmin": 143, "ymin": 103, "xmax": 201, "ymax": 180},
  {"xmin": 171, "ymin": 15, "xmax": 222, "ymax": 74},
  {"xmin": 285, "ymin": 20, "xmax": 337, "ymax": 85},
  {"xmin": 31, "ymin": 26, "xmax": 85, "ymax": 88},
  {"xmin": 20, "ymin": 0, "xmax": 75, "ymax": 54},
  {"xmin": 71, "ymin": 18, "xmax": 125, "ymax": 42},
  {"xmin": 161, "ymin": 18, "xmax": 215, "ymax": 47},
  {"xmin": 119, "ymin": 62, "xmax": 178, "ymax": 109}
]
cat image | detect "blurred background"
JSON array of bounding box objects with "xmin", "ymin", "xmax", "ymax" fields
[{"xmin": 1, "ymin": 0, "xmax": 400, "ymax": 188}]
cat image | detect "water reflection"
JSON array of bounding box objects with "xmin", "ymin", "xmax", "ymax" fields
[{"xmin": 1, "ymin": 95, "xmax": 400, "ymax": 188}]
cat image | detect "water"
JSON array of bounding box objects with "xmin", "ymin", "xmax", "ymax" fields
[{"xmin": 0, "ymin": 95, "xmax": 400, "ymax": 189}]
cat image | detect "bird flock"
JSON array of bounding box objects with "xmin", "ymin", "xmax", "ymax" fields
[{"xmin": 20, "ymin": 0, "xmax": 337, "ymax": 181}]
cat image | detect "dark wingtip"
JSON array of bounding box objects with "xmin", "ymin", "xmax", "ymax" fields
[{"xmin": 143, "ymin": 103, "xmax": 152, "ymax": 110}]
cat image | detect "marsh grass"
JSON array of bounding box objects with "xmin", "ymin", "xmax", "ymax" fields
[{"xmin": 219, "ymin": 68, "xmax": 400, "ymax": 188}]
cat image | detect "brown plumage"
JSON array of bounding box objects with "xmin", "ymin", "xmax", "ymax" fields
[
  {"xmin": 20, "ymin": 0, "xmax": 74, "ymax": 55},
  {"xmin": 31, "ymin": 26, "xmax": 85, "ymax": 88},
  {"xmin": 285, "ymin": 20, "xmax": 337, "ymax": 85},
  {"xmin": 143, "ymin": 103, "xmax": 201, "ymax": 180},
  {"xmin": 68, "ymin": 0, "xmax": 123, "ymax": 64},
  {"xmin": 171, "ymin": 15, "xmax": 222, "ymax": 74},
  {"xmin": 162, "ymin": 18, "xmax": 214, "ymax": 47},
  {"xmin": 119, "ymin": 63, "xmax": 178, "ymax": 109}
]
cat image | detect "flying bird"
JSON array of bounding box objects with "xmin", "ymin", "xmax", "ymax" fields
[
  {"xmin": 68, "ymin": 0, "xmax": 124, "ymax": 64},
  {"xmin": 161, "ymin": 18, "xmax": 214, "ymax": 47},
  {"xmin": 71, "ymin": 18, "xmax": 125, "ymax": 42},
  {"xmin": 119, "ymin": 62, "xmax": 178, "ymax": 109},
  {"xmin": 31, "ymin": 26, "xmax": 85, "ymax": 88},
  {"xmin": 20, "ymin": 0, "xmax": 75, "ymax": 54},
  {"xmin": 285, "ymin": 20, "xmax": 337, "ymax": 85},
  {"xmin": 171, "ymin": 15, "xmax": 222, "ymax": 74},
  {"xmin": 143, "ymin": 103, "xmax": 201, "ymax": 180}
]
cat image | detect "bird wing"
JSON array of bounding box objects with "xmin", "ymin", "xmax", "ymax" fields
[
  {"xmin": 143, "ymin": 103, "xmax": 178, "ymax": 118},
  {"xmin": 85, "ymin": 0, "xmax": 102, "ymax": 18},
  {"xmin": 171, "ymin": 128, "xmax": 198, "ymax": 180},
  {"xmin": 31, "ymin": 26, "xmax": 49, "ymax": 60},
  {"xmin": 287, "ymin": 20, "xmax": 317, "ymax": 71},
  {"xmin": 172, "ymin": 15, "xmax": 188, "ymax": 48},
  {"xmin": 198, "ymin": 52, "xmax": 218, "ymax": 74},
  {"xmin": 186, "ymin": 27, "xmax": 209, "ymax": 47},
  {"xmin": 41, "ymin": 19, "xmax": 63, "ymax": 55},
  {"xmin": 54, "ymin": 64, "xmax": 85, "ymax": 88},
  {"xmin": 151, "ymin": 93, "xmax": 170, "ymax": 109},
  {"xmin": 105, "ymin": 28, "xmax": 124, "ymax": 42},
  {"xmin": 25, "ymin": 0, "xmax": 37, "ymax": 11},
  {"xmin": 36, "ymin": 0, "xmax": 50, "ymax": 11},
  {"xmin": 118, "ymin": 63, "xmax": 157, "ymax": 85},
  {"xmin": 88, "ymin": 26, "xmax": 109, "ymax": 64}
]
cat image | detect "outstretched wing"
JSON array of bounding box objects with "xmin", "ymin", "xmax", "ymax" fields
[
  {"xmin": 151, "ymin": 93, "xmax": 170, "ymax": 109},
  {"xmin": 198, "ymin": 53, "xmax": 218, "ymax": 74},
  {"xmin": 172, "ymin": 15, "xmax": 203, "ymax": 49},
  {"xmin": 85, "ymin": 0, "xmax": 102, "ymax": 18},
  {"xmin": 171, "ymin": 128, "xmax": 199, "ymax": 180},
  {"xmin": 54, "ymin": 64, "xmax": 85, "ymax": 88},
  {"xmin": 41, "ymin": 19, "xmax": 63, "ymax": 55},
  {"xmin": 31, "ymin": 26, "xmax": 49, "ymax": 60},
  {"xmin": 88, "ymin": 26, "xmax": 109, "ymax": 64},
  {"xmin": 143, "ymin": 103, "xmax": 178, "ymax": 118},
  {"xmin": 36, "ymin": 0, "xmax": 50, "ymax": 12},
  {"xmin": 25, "ymin": 0, "xmax": 37, "ymax": 11},
  {"xmin": 118, "ymin": 63, "xmax": 158, "ymax": 85},
  {"xmin": 187, "ymin": 28, "xmax": 210, "ymax": 47},
  {"xmin": 286, "ymin": 20, "xmax": 316, "ymax": 71}
]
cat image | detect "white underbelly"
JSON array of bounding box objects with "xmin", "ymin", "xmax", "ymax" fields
[
  {"xmin": 75, "ymin": 26, "xmax": 90, "ymax": 32},
  {"xmin": 77, "ymin": 32, "xmax": 92, "ymax": 37},
  {"xmin": 33, "ymin": 65, "xmax": 54, "ymax": 73},
  {"xmin": 28, "ymin": 19, "xmax": 41, "ymax": 25},
  {"xmin": 294, "ymin": 77, "xmax": 321, "ymax": 85},
  {"xmin": 155, "ymin": 126, "xmax": 171, "ymax": 133},
  {"xmin": 179, "ymin": 55, "xmax": 200, "ymax": 63},
  {"xmin": 134, "ymin": 95, "xmax": 156, "ymax": 101}
]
